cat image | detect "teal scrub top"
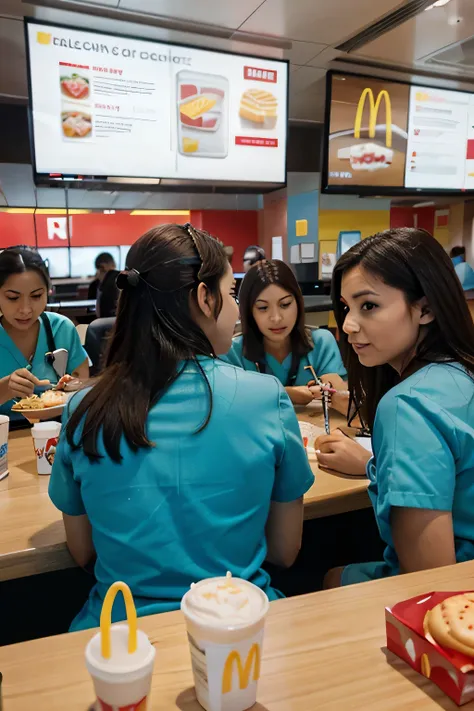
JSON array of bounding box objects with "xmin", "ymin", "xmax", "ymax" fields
[
  {"xmin": 342, "ymin": 363, "xmax": 474, "ymax": 586},
  {"xmin": 49, "ymin": 357, "xmax": 315, "ymax": 631},
  {"xmin": 224, "ymin": 329, "xmax": 347, "ymax": 386},
  {"xmin": 0, "ymin": 312, "xmax": 88, "ymax": 419},
  {"xmin": 455, "ymin": 262, "xmax": 474, "ymax": 291}
]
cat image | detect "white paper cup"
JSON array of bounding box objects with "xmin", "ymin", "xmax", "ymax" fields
[
  {"xmin": 85, "ymin": 625, "xmax": 155, "ymax": 711},
  {"xmin": 31, "ymin": 421, "xmax": 61, "ymax": 475},
  {"xmin": 181, "ymin": 577, "xmax": 269, "ymax": 711},
  {"xmin": 0, "ymin": 415, "xmax": 9, "ymax": 481}
]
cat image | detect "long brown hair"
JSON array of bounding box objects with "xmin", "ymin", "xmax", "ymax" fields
[
  {"xmin": 238, "ymin": 259, "xmax": 312, "ymax": 363},
  {"xmin": 332, "ymin": 228, "xmax": 474, "ymax": 430},
  {"xmin": 66, "ymin": 223, "xmax": 229, "ymax": 462}
]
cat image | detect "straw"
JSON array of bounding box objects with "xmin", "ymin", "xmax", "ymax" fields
[{"xmin": 100, "ymin": 581, "xmax": 138, "ymax": 659}]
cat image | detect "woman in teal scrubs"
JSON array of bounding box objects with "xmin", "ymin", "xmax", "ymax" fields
[
  {"xmin": 225, "ymin": 259, "xmax": 348, "ymax": 412},
  {"xmin": 49, "ymin": 224, "xmax": 314, "ymax": 631},
  {"xmin": 0, "ymin": 247, "xmax": 89, "ymax": 419},
  {"xmin": 315, "ymin": 228, "xmax": 474, "ymax": 586}
]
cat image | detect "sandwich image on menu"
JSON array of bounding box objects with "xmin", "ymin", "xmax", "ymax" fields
[
  {"xmin": 328, "ymin": 76, "xmax": 409, "ymax": 187},
  {"xmin": 177, "ymin": 71, "xmax": 229, "ymax": 158},
  {"xmin": 59, "ymin": 64, "xmax": 93, "ymax": 141},
  {"xmin": 239, "ymin": 88, "xmax": 278, "ymax": 130}
]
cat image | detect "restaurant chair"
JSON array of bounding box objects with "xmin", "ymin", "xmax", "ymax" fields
[{"xmin": 85, "ymin": 317, "xmax": 115, "ymax": 375}]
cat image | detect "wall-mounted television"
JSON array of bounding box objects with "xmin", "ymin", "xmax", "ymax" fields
[
  {"xmin": 25, "ymin": 19, "xmax": 289, "ymax": 187},
  {"xmin": 322, "ymin": 71, "xmax": 474, "ymax": 195}
]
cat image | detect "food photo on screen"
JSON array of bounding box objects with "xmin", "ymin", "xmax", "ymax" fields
[
  {"xmin": 61, "ymin": 110, "xmax": 92, "ymax": 139},
  {"xmin": 239, "ymin": 88, "xmax": 278, "ymax": 130},
  {"xmin": 327, "ymin": 74, "xmax": 410, "ymax": 188},
  {"xmin": 60, "ymin": 70, "xmax": 90, "ymax": 101},
  {"xmin": 177, "ymin": 71, "xmax": 229, "ymax": 159}
]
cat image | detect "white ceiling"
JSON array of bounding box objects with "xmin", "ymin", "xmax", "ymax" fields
[{"xmin": 2, "ymin": 0, "xmax": 474, "ymax": 123}]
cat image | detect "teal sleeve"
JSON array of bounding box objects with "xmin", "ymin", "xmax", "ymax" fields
[
  {"xmin": 373, "ymin": 394, "xmax": 456, "ymax": 512},
  {"xmin": 55, "ymin": 318, "xmax": 89, "ymax": 373},
  {"xmin": 272, "ymin": 385, "xmax": 315, "ymax": 502},
  {"xmin": 310, "ymin": 329, "xmax": 347, "ymax": 379},
  {"xmin": 48, "ymin": 401, "xmax": 86, "ymax": 516}
]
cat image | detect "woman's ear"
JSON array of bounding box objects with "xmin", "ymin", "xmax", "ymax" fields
[
  {"xmin": 196, "ymin": 282, "xmax": 213, "ymax": 319},
  {"xmin": 418, "ymin": 297, "xmax": 435, "ymax": 326}
]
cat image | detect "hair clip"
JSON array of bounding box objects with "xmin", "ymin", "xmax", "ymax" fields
[{"xmin": 116, "ymin": 268, "xmax": 140, "ymax": 290}]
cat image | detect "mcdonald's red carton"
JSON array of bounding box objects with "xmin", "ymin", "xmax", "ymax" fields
[
  {"xmin": 181, "ymin": 573, "xmax": 270, "ymax": 711},
  {"xmin": 386, "ymin": 591, "xmax": 474, "ymax": 705}
]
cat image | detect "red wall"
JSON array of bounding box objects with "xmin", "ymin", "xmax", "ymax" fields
[
  {"xmin": 390, "ymin": 207, "xmax": 414, "ymax": 229},
  {"xmin": 0, "ymin": 210, "xmax": 259, "ymax": 264},
  {"xmin": 390, "ymin": 205, "xmax": 435, "ymax": 233},
  {"xmin": 191, "ymin": 210, "xmax": 259, "ymax": 267}
]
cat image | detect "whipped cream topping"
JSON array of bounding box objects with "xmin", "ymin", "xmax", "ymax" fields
[{"xmin": 185, "ymin": 572, "xmax": 264, "ymax": 625}]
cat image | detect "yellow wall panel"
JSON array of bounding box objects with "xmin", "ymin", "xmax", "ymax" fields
[{"xmin": 318, "ymin": 210, "xmax": 390, "ymax": 243}]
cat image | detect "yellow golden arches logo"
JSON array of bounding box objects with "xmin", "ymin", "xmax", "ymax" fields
[
  {"xmin": 222, "ymin": 643, "xmax": 261, "ymax": 694},
  {"xmin": 354, "ymin": 88, "xmax": 392, "ymax": 148},
  {"xmin": 36, "ymin": 32, "xmax": 51, "ymax": 45}
]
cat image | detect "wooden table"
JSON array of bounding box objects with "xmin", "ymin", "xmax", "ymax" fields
[
  {"xmin": 0, "ymin": 431, "xmax": 75, "ymax": 582},
  {"xmin": 2, "ymin": 561, "xmax": 474, "ymax": 710},
  {"xmin": 0, "ymin": 413, "xmax": 369, "ymax": 581}
]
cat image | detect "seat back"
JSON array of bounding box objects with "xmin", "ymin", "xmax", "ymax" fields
[{"xmin": 85, "ymin": 317, "xmax": 115, "ymax": 375}]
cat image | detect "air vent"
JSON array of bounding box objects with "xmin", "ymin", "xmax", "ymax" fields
[{"xmin": 336, "ymin": 0, "xmax": 435, "ymax": 53}]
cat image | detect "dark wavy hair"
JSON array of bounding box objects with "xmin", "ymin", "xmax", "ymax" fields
[
  {"xmin": 66, "ymin": 223, "xmax": 229, "ymax": 463},
  {"xmin": 332, "ymin": 227, "xmax": 474, "ymax": 430},
  {"xmin": 238, "ymin": 259, "xmax": 312, "ymax": 363},
  {"xmin": 0, "ymin": 246, "xmax": 50, "ymax": 290}
]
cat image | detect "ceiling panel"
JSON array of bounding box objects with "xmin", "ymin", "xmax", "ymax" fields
[
  {"xmin": 240, "ymin": 0, "xmax": 406, "ymax": 45},
  {"xmin": 290, "ymin": 65, "xmax": 326, "ymax": 95},
  {"xmin": 117, "ymin": 0, "xmax": 264, "ymax": 29},
  {"xmin": 283, "ymin": 40, "xmax": 326, "ymax": 67},
  {"xmin": 352, "ymin": 0, "xmax": 474, "ymax": 69}
]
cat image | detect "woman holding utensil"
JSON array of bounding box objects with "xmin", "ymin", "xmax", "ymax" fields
[
  {"xmin": 316, "ymin": 228, "xmax": 474, "ymax": 587},
  {"xmin": 0, "ymin": 246, "xmax": 89, "ymax": 420},
  {"xmin": 224, "ymin": 259, "xmax": 349, "ymax": 414}
]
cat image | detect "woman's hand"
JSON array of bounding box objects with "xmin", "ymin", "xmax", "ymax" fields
[
  {"xmin": 1, "ymin": 368, "xmax": 50, "ymax": 402},
  {"xmin": 286, "ymin": 385, "xmax": 318, "ymax": 406},
  {"xmin": 315, "ymin": 430, "xmax": 371, "ymax": 476}
]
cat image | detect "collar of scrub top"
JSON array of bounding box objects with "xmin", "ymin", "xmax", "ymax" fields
[{"xmin": 255, "ymin": 350, "xmax": 302, "ymax": 386}]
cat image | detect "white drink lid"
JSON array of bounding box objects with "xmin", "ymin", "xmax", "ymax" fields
[{"xmin": 31, "ymin": 422, "xmax": 61, "ymax": 438}]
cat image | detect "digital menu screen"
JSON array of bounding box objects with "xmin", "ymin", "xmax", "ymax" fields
[
  {"xmin": 25, "ymin": 20, "xmax": 288, "ymax": 184},
  {"xmin": 324, "ymin": 72, "xmax": 474, "ymax": 193}
]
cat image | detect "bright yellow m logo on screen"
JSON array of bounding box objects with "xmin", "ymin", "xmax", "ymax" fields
[
  {"xmin": 354, "ymin": 88, "xmax": 392, "ymax": 148},
  {"xmin": 222, "ymin": 643, "xmax": 261, "ymax": 694}
]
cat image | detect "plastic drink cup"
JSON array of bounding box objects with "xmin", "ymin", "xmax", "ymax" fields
[
  {"xmin": 0, "ymin": 415, "xmax": 9, "ymax": 481},
  {"xmin": 85, "ymin": 582, "xmax": 156, "ymax": 711},
  {"xmin": 31, "ymin": 421, "xmax": 61, "ymax": 474},
  {"xmin": 181, "ymin": 573, "xmax": 270, "ymax": 711}
]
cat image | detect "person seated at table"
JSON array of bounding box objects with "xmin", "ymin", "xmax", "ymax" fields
[
  {"xmin": 0, "ymin": 246, "xmax": 89, "ymax": 419},
  {"xmin": 224, "ymin": 259, "xmax": 348, "ymax": 412},
  {"xmin": 315, "ymin": 227, "xmax": 474, "ymax": 587},
  {"xmin": 94, "ymin": 252, "xmax": 120, "ymax": 318},
  {"xmin": 49, "ymin": 223, "xmax": 314, "ymax": 631}
]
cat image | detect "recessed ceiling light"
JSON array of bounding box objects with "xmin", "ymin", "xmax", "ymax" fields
[{"xmin": 425, "ymin": 0, "xmax": 452, "ymax": 10}]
